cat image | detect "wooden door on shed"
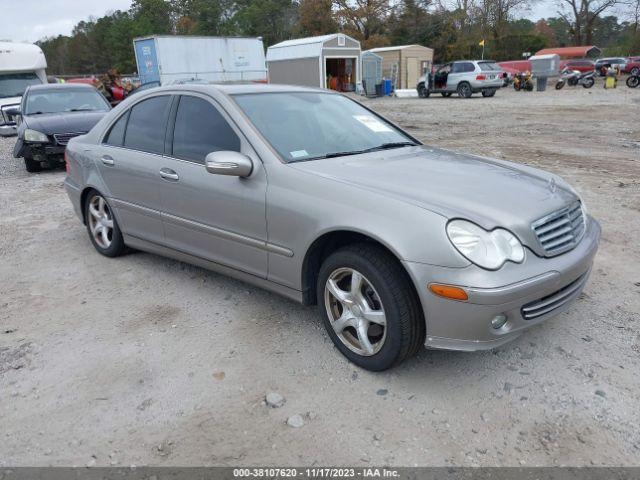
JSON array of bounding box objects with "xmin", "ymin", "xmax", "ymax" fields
[{"xmin": 406, "ymin": 57, "xmax": 420, "ymax": 88}]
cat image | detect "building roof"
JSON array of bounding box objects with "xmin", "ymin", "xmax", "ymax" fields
[
  {"xmin": 367, "ymin": 44, "xmax": 433, "ymax": 53},
  {"xmin": 535, "ymin": 46, "xmax": 601, "ymax": 59},
  {"xmin": 266, "ymin": 33, "xmax": 360, "ymax": 62}
]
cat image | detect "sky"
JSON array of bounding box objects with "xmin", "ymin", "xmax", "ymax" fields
[{"xmin": 2, "ymin": 0, "xmax": 562, "ymax": 44}]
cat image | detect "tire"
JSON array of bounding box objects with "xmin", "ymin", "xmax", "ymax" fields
[
  {"xmin": 513, "ymin": 82, "xmax": 521, "ymax": 91},
  {"xmin": 555, "ymin": 81, "xmax": 565, "ymax": 90},
  {"xmin": 417, "ymin": 83, "xmax": 430, "ymax": 98},
  {"xmin": 525, "ymin": 82, "xmax": 534, "ymax": 91},
  {"xmin": 24, "ymin": 155, "xmax": 42, "ymax": 173},
  {"xmin": 84, "ymin": 190, "xmax": 126, "ymax": 257},
  {"xmin": 582, "ymin": 77, "xmax": 595, "ymax": 88},
  {"xmin": 441, "ymin": 92, "xmax": 452, "ymax": 97},
  {"xmin": 631, "ymin": 67, "xmax": 639, "ymax": 76},
  {"xmin": 627, "ymin": 75, "xmax": 640, "ymax": 88},
  {"xmin": 481, "ymin": 89, "xmax": 496, "ymax": 97},
  {"xmin": 317, "ymin": 243, "xmax": 425, "ymax": 371},
  {"xmin": 457, "ymin": 82, "xmax": 472, "ymax": 98}
]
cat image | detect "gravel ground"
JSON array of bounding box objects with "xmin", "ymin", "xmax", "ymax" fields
[{"xmin": 1, "ymin": 84, "xmax": 639, "ymax": 467}]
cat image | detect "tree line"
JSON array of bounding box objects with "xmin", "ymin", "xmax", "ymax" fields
[{"xmin": 37, "ymin": 0, "xmax": 640, "ymax": 75}]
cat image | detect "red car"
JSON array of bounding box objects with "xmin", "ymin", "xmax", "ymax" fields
[
  {"xmin": 560, "ymin": 59, "xmax": 595, "ymax": 73},
  {"xmin": 623, "ymin": 57, "xmax": 640, "ymax": 76}
]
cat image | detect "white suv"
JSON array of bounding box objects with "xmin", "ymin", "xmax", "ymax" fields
[{"xmin": 417, "ymin": 60, "xmax": 504, "ymax": 99}]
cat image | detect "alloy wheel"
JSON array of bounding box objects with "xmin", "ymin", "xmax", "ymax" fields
[
  {"xmin": 88, "ymin": 195, "xmax": 114, "ymax": 249},
  {"xmin": 324, "ymin": 268, "xmax": 387, "ymax": 356}
]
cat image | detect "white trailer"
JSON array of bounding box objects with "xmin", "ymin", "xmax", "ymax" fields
[
  {"xmin": 133, "ymin": 35, "xmax": 267, "ymax": 86},
  {"xmin": 0, "ymin": 41, "xmax": 47, "ymax": 136}
]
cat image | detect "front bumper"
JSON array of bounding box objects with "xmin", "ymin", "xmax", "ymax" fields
[{"xmin": 404, "ymin": 216, "xmax": 601, "ymax": 351}]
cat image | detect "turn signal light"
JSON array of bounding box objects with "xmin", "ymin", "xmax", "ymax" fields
[{"xmin": 428, "ymin": 283, "xmax": 468, "ymax": 301}]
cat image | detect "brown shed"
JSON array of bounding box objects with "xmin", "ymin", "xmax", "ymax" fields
[{"xmin": 366, "ymin": 45, "xmax": 434, "ymax": 89}]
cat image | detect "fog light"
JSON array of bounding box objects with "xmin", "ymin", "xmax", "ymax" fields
[{"xmin": 491, "ymin": 314, "xmax": 507, "ymax": 329}]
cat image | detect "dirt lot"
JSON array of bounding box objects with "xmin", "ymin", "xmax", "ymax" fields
[{"xmin": 1, "ymin": 84, "xmax": 639, "ymax": 467}]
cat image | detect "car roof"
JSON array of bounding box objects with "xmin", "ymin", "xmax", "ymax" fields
[
  {"xmin": 151, "ymin": 83, "xmax": 335, "ymax": 95},
  {"xmin": 27, "ymin": 83, "xmax": 97, "ymax": 92}
]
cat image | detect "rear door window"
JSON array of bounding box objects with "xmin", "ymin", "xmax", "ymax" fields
[
  {"xmin": 454, "ymin": 62, "xmax": 475, "ymax": 73},
  {"xmin": 123, "ymin": 95, "xmax": 172, "ymax": 154},
  {"xmin": 171, "ymin": 95, "xmax": 240, "ymax": 163}
]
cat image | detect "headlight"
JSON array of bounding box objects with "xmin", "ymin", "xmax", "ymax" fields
[
  {"xmin": 24, "ymin": 129, "xmax": 49, "ymax": 143},
  {"xmin": 446, "ymin": 219, "xmax": 525, "ymax": 270}
]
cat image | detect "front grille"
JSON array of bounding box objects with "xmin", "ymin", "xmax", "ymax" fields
[
  {"xmin": 521, "ymin": 272, "xmax": 589, "ymax": 320},
  {"xmin": 53, "ymin": 132, "xmax": 86, "ymax": 146},
  {"xmin": 532, "ymin": 201, "xmax": 585, "ymax": 256}
]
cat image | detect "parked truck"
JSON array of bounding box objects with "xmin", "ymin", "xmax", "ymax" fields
[
  {"xmin": 133, "ymin": 35, "xmax": 267, "ymax": 87},
  {"xmin": 0, "ymin": 41, "xmax": 47, "ymax": 136}
]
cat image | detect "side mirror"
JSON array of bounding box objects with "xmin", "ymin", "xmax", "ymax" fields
[
  {"xmin": 5, "ymin": 106, "xmax": 21, "ymax": 117},
  {"xmin": 205, "ymin": 151, "xmax": 253, "ymax": 178}
]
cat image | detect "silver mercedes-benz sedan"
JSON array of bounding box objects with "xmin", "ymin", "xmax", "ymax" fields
[{"xmin": 64, "ymin": 84, "xmax": 600, "ymax": 371}]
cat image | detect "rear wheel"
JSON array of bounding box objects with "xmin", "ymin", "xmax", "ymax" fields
[
  {"xmin": 457, "ymin": 82, "xmax": 472, "ymax": 98},
  {"xmin": 417, "ymin": 83, "xmax": 430, "ymax": 98},
  {"xmin": 317, "ymin": 244, "xmax": 424, "ymax": 371},
  {"xmin": 84, "ymin": 190, "xmax": 126, "ymax": 257},
  {"xmin": 627, "ymin": 75, "xmax": 640, "ymax": 88},
  {"xmin": 582, "ymin": 77, "xmax": 595, "ymax": 88},
  {"xmin": 24, "ymin": 155, "xmax": 42, "ymax": 173}
]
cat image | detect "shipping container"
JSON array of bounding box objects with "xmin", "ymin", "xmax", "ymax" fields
[{"xmin": 133, "ymin": 35, "xmax": 267, "ymax": 86}]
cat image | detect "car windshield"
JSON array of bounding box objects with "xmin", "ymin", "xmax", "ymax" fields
[
  {"xmin": 478, "ymin": 62, "xmax": 501, "ymax": 71},
  {"xmin": 232, "ymin": 92, "xmax": 416, "ymax": 163},
  {"xmin": 0, "ymin": 73, "xmax": 42, "ymax": 99},
  {"xmin": 24, "ymin": 89, "xmax": 110, "ymax": 115}
]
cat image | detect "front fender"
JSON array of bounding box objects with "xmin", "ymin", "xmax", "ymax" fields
[{"xmin": 265, "ymin": 166, "xmax": 470, "ymax": 291}]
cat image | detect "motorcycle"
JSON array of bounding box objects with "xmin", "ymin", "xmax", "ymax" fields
[
  {"xmin": 513, "ymin": 71, "xmax": 534, "ymax": 91},
  {"xmin": 555, "ymin": 68, "xmax": 595, "ymax": 90},
  {"xmin": 627, "ymin": 73, "xmax": 640, "ymax": 88}
]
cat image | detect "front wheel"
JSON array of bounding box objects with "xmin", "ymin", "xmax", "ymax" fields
[
  {"xmin": 631, "ymin": 67, "xmax": 639, "ymax": 76},
  {"xmin": 627, "ymin": 75, "xmax": 640, "ymax": 88},
  {"xmin": 457, "ymin": 82, "xmax": 472, "ymax": 98},
  {"xmin": 84, "ymin": 190, "xmax": 126, "ymax": 257},
  {"xmin": 555, "ymin": 81, "xmax": 565, "ymax": 90},
  {"xmin": 317, "ymin": 244, "xmax": 425, "ymax": 371},
  {"xmin": 417, "ymin": 83, "xmax": 430, "ymax": 98},
  {"xmin": 24, "ymin": 155, "xmax": 42, "ymax": 173},
  {"xmin": 582, "ymin": 77, "xmax": 595, "ymax": 88}
]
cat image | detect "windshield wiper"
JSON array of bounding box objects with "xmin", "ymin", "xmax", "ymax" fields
[{"xmin": 319, "ymin": 142, "xmax": 417, "ymax": 159}]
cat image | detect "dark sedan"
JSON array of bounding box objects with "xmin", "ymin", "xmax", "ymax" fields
[{"xmin": 11, "ymin": 83, "xmax": 110, "ymax": 172}]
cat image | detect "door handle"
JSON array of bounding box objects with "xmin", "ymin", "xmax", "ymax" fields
[
  {"xmin": 101, "ymin": 155, "xmax": 114, "ymax": 166},
  {"xmin": 159, "ymin": 168, "xmax": 179, "ymax": 181}
]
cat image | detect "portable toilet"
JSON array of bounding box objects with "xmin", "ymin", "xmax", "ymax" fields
[{"xmin": 361, "ymin": 51, "xmax": 382, "ymax": 96}]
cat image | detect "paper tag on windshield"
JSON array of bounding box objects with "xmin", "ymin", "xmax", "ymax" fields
[
  {"xmin": 353, "ymin": 115, "xmax": 393, "ymax": 133},
  {"xmin": 290, "ymin": 150, "xmax": 308, "ymax": 158}
]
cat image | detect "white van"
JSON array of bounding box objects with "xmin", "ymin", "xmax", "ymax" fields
[{"xmin": 0, "ymin": 42, "xmax": 47, "ymax": 136}]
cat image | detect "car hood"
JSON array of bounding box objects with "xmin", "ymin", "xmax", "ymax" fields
[
  {"xmin": 23, "ymin": 111, "xmax": 107, "ymax": 135},
  {"xmin": 0, "ymin": 96, "xmax": 21, "ymax": 107},
  {"xmin": 289, "ymin": 146, "xmax": 579, "ymax": 253}
]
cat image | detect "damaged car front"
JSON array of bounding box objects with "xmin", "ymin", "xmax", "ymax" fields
[{"xmin": 13, "ymin": 83, "xmax": 110, "ymax": 172}]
